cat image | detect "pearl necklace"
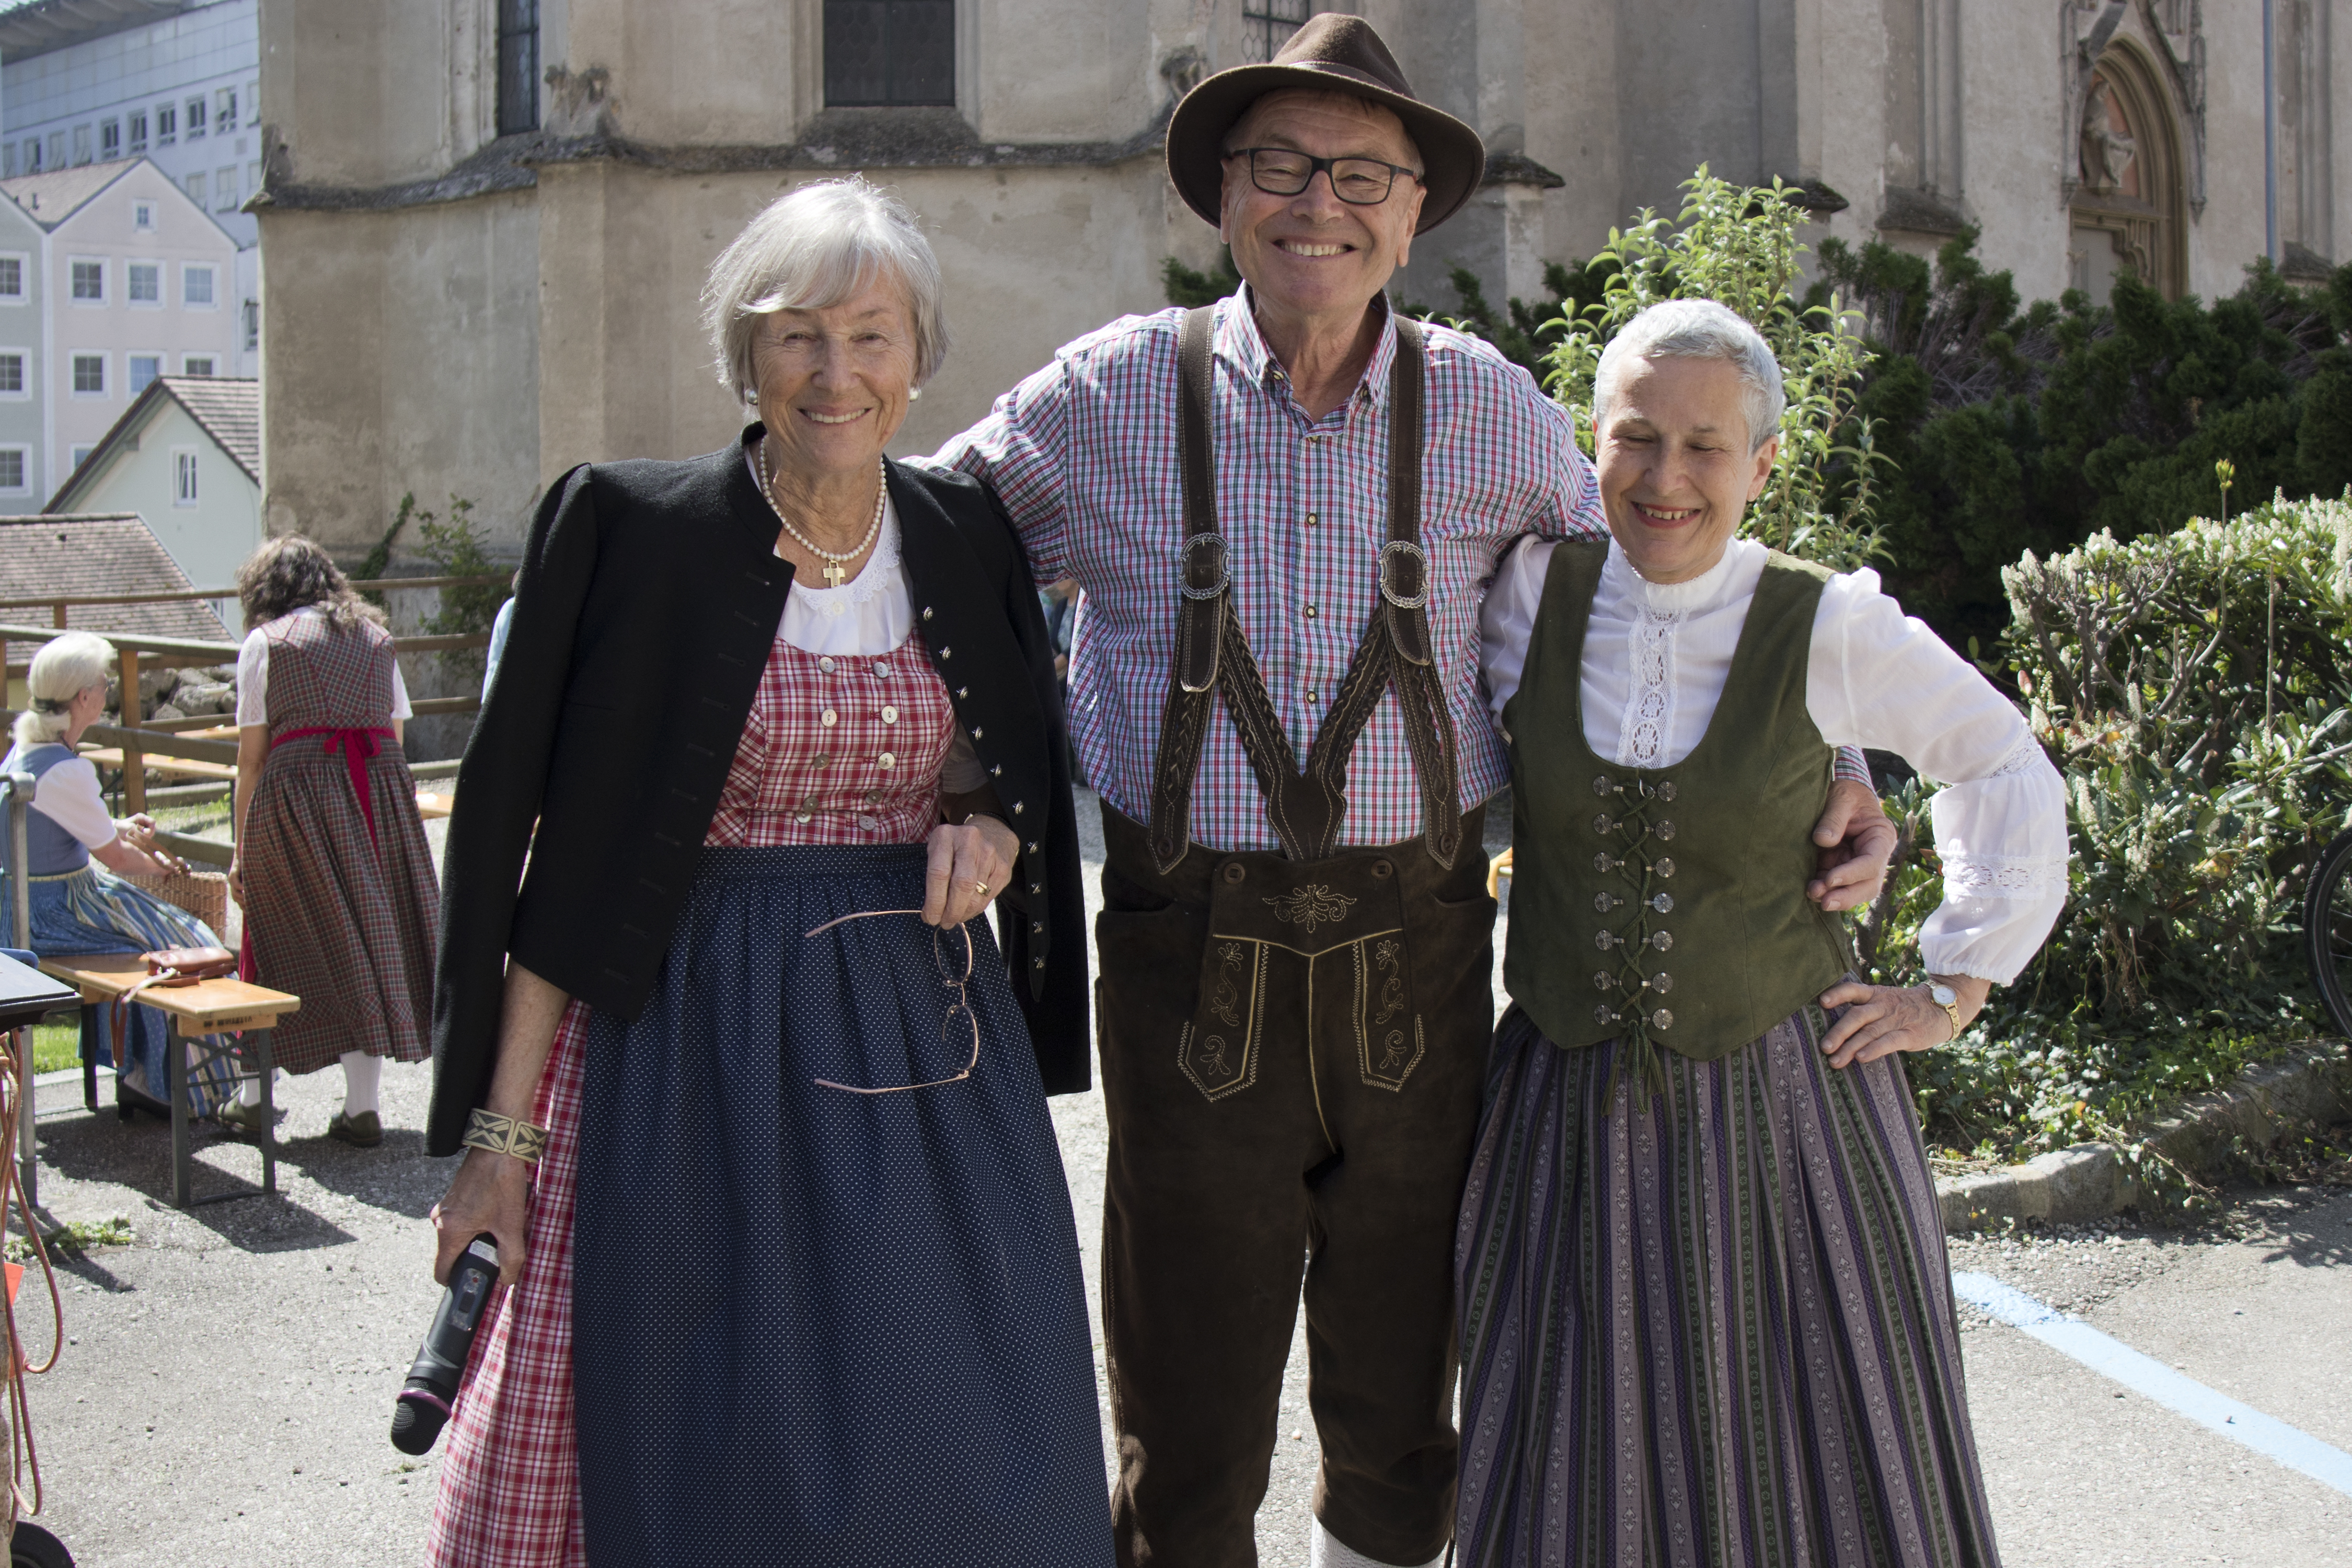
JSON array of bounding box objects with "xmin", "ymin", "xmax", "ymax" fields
[{"xmin": 758, "ymin": 437, "xmax": 886, "ymax": 589}]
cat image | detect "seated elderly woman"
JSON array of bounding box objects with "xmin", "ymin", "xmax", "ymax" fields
[
  {"xmin": 0, "ymin": 631, "xmax": 236, "ymax": 1116},
  {"xmin": 1453, "ymin": 301, "xmax": 2067, "ymax": 1567},
  {"xmin": 423, "ymin": 178, "xmax": 1111, "ymax": 1566}
]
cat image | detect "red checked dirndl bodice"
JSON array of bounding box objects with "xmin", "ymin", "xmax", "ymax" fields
[{"xmin": 702, "ymin": 628, "xmax": 956, "ymax": 849}]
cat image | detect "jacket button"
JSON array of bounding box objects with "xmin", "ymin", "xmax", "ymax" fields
[
  {"xmin": 1029, "ymin": 882, "xmax": 1043, "ymax": 894},
  {"xmin": 1011, "ymin": 801, "xmax": 1023, "ymax": 814},
  {"xmin": 939, "ymin": 647, "xmax": 951, "ymax": 659},
  {"xmin": 922, "ymin": 606, "xmax": 934, "ymax": 620},
  {"xmin": 1027, "ymin": 840, "xmax": 1040, "ymax": 854},
  {"xmin": 990, "ymin": 765, "xmax": 1002, "ymax": 778},
  {"xmin": 1033, "ymin": 958, "xmax": 1046, "ymax": 970},
  {"xmin": 973, "ymin": 727, "xmax": 984, "ymax": 740},
  {"xmin": 956, "ymin": 687, "xmax": 970, "ymax": 699},
  {"xmin": 1031, "ymin": 921, "xmax": 1043, "ymax": 934},
  {"xmin": 1371, "ymin": 859, "xmax": 1392, "ymax": 878},
  {"xmin": 1223, "ymin": 862, "xmax": 1246, "ymax": 884}
]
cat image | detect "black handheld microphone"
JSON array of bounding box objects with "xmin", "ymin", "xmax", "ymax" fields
[{"xmin": 390, "ymin": 1235, "xmax": 500, "ymax": 1455}]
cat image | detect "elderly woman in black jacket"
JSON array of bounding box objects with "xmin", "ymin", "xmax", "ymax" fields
[{"xmin": 423, "ymin": 178, "xmax": 1109, "ymax": 1568}]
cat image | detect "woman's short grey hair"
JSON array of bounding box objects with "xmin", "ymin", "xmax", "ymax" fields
[
  {"xmin": 702, "ymin": 177, "xmax": 950, "ymax": 405},
  {"xmin": 1592, "ymin": 299, "xmax": 1786, "ymax": 454},
  {"xmin": 14, "ymin": 630, "xmax": 113, "ymax": 749}
]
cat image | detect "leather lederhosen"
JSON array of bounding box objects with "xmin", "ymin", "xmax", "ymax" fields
[{"xmin": 1137, "ymin": 306, "xmax": 1469, "ymax": 1091}]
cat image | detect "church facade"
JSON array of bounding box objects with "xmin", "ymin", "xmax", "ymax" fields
[{"xmin": 252, "ymin": 0, "xmax": 2345, "ymax": 553}]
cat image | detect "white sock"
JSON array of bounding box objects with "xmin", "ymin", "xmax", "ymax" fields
[
  {"xmin": 340, "ymin": 1050, "xmax": 382, "ymax": 1119},
  {"xmin": 1311, "ymin": 1518, "xmax": 1445, "ymax": 1568},
  {"xmin": 237, "ymin": 1071, "xmax": 264, "ymax": 1108}
]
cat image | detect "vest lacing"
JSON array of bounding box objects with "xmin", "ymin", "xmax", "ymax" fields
[{"xmin": 1588, "ymin": 769, "xmax": 1680, "ymax": 1106}]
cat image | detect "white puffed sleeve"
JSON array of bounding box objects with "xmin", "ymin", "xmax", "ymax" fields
[
  {"xmin": 31, "ymin": 756, "xmax": 119, "ymax": 848},
  {"xmin": 1808, "ymin": 569, "xmax": 2069, "ymax": 984}
]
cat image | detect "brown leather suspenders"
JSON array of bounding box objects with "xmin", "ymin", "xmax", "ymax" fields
[{"xmin": 1146, "ymin": 304, "xmax": 1463, "ymax": 875}]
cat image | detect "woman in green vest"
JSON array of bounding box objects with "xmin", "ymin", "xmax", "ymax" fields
[{"xmin": 1454, "ymin": 299, "xmax": 2066, "ymax": 1568}]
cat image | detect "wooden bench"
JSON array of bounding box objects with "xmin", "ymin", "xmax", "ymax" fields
[{"xmin": 36, "ymin": 956, "xmax": 299, "ymax": 1209}]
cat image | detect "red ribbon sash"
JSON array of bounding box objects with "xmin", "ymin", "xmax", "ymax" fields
[{"xmin": 270, "ymin": 725, "xmax": 396, "ymax": 850}]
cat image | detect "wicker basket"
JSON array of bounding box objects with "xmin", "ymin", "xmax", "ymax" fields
[{"xmin": 118, "ymin": 870, "xmax": 230, "ymax": 942}]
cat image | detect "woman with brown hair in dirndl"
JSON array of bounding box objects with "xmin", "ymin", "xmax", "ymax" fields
[{"xmin": 216, "ymin": 536, "xmax": 439, "ymax": 1147}]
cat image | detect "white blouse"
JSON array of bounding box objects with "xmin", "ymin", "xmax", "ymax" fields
[
  {"xmin": 1481, "ymin": 536, "xmax": 2068, "ymax": 984},
  {"xmin": 28, "ymin": 755, "xmax": 118, "ymax": 849},
  {"xmin": 235, "ymin": 606, "xmax": 415, "ymax": 728},
  {"xmin": 748, "ymin": 456, "xmax": 986, "ymax": 793}
]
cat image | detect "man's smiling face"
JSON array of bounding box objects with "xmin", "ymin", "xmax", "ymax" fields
[{"xmin": 1218, "ymin": 89, "xmax": 1425, "ymax": 322}]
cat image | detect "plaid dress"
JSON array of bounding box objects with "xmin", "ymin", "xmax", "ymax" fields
[
  {"xmin": 433, "ymin": 628, "xmax": 1111, "ymax": 1566},
  {"xmin": 241, "ymin": 609, "xmax": 438, "ymax": 1074}
]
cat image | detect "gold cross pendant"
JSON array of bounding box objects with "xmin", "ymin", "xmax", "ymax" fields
[{"xmin": 822, "ymin": 560, "xmax": 849, "ymax": 589}]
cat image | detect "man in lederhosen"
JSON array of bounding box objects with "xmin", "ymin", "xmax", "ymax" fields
[{"xmin": 929, "ymin": 18, "xmax": 1895, "ymax": 1566}]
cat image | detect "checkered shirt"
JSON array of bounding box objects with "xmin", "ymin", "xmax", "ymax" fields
[{"xmin": 930, "ymin": 289, "xmax": 1864, "ymax": 851}]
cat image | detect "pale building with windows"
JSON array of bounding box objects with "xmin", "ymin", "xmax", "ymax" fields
[
  {"xmin": 43, "ymin": 375, "xmax": 260, "ymax": 603},
  {"xmin": 0, "ymin": 0, "xmax": 261, "ymax": 377},
  {"xmin": 254, "ymin": 0, "xmax": 2350, "ymax": 557},
  {"xmin": 0, "ymin": 157, "xmax": 241, "ymax": 505},
  {"xmin": 0, "ymin": 184, "xmax": 43, "ymax": 515}
]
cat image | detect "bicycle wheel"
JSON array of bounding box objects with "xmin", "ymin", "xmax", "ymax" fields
[{"xmin": 2303, "ymin": 829, "xmax": 2352, "ymax": 1040}]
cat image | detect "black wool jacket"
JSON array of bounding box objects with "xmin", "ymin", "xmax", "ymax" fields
[{"xmin": 425, "ymin": 431, "xmax": 1088, "ymax": 1156}]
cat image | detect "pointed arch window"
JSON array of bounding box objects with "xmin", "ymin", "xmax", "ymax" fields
[{"xmin": 2069, "ymin": 45, "xmax": 2186, "ymax": 302}]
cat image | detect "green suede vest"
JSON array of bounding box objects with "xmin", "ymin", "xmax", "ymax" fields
[{"xmin": 1502, "ymin": 541, "xmax": 1855, "ymax": 1076}]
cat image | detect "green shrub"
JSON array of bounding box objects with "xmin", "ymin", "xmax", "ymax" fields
[
  {"xmin": 1860, "ymin": 494, "xmax": 2352, "ymax": 1164},
  {"xmin": 1817, "ymin": 233, "xmax": 2352, "ymax": 651}
]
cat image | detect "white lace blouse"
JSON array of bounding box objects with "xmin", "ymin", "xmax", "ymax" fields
[
  {"xmin": 1481, "ymin": 536, "xmax": 2068, "ymax": 984},
  {"xmin": 749, "ymin": 457, "xmax": 986, "ymax": 793}
]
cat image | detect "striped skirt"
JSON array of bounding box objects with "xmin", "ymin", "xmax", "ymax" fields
[
  {"xmin": 1454, "ymin": 1004, "xmax": 2001, "ymax": 1568},
  {"xmin": 1, "ymin": 863, "xmax": 237, "ymax": 1113}
]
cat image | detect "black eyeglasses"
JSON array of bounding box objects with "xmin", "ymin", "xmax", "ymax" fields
[
  {"xmin": 1225, "ymin": 147, "xmax": 1421, "ymax": 206},
  {"xmin": 803, "ymin": 910, "xmax": 979, "ymax": 1095}
]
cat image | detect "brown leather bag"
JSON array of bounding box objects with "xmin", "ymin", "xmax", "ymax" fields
[{"xmin": 138, "ymin": 946, "xmax": 237, "ymax": 986}]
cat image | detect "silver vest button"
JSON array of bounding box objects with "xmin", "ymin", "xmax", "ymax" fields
[
  {"xmin": 1594, "ymin": 1006, "xmax": 1616, "ymax": 1027},
  {"xmin": 1593, "ymin": 814, "xmax": 1615, "ymax": 835},
  {"xmin": 1594, "ymin": 932, "xmax": 1618, "ymax": 951},
  {"xmin": 1650, "ymin": 931, "xmax": 1673, "ymax": 952},
  {"xmin": 1652, "ymin": 1008, "xmax": 1674, "ymax": 1030},
  {"xmin": 1654, "ymin": 821, "xmax": 1676, "ymax": 840},
  {"xmin": 1593, "ymin": 971, "xmax": 1615, "ymax": 991},
  {"xmin": 1654, "ymin": 857, "xmax": 1675, "ymax": 878},
  {"xmin": 1656, "ymin": 781, "xmax": 1677, "ymax": 801},
  {"xmin": 1650, "ymin": 893, "xmax": 1674, "ymax": 913},
  {"xmin": 1651, "ymin": 972, "xmax": 1673, "ymax": 993},
  {"xmin": 1592, "ymin": 775, "xmax": 1614, "ymax": 796},
  {"xmin": 1592, "ymin": 892, "xmax": 1617, "ymax": 913}
]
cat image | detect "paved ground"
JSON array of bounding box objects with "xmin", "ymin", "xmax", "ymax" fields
[{"xmin": 4, "ymin": 793, "xmax": 2347, "ymax": 1565}]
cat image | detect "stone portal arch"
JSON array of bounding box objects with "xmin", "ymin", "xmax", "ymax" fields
[{"xmin": 2068, "ymin": 38, "xmax": 2187, "ymax": 302}]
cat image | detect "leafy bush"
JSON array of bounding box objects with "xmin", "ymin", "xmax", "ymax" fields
[
  {"xmin": 414, "ymin": 496, "xmax": 509, "ymax": 680},
  {"xmin": 1816, "ymin": 232, "xmax": 2352, "ymax": 650},
  {"xmin": 1858, "ymin": 494, "xmax": 2352, "ymax": 1165}
]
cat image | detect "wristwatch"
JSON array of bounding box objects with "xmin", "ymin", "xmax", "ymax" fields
[{"xmin": 1926, "ymin": 983, "xmax": 1962, "ymax": 1042}]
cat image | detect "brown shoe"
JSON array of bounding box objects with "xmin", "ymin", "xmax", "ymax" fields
[{"xmin": 327, "ymin": 1110, "xmax": 383, "ymax": 1147}]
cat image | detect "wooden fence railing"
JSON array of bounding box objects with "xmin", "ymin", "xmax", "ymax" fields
[{"xmin": 0, "ymin": 574, "xmax": 503, "ymax": 812}]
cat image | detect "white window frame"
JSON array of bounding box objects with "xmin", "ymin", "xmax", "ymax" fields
[
  {"xmin": 0, "ymin": 253, "xmax": 27, "ymax": 305},
  {"xmin": 155, "ymin": 103, "xmax": 176, "ymax": 146},
  {"xmin": 70, "ymin": 125, "xmax": 90, "ymax": 166},
  {"xmin": 132, "ymin": 200, "xmax": 155, "ymax": 232},
  {"xmin": 68, "ymin": 353, "xmax": 107, "ymax": 398},
  {"xmin": 0, "ymin": 447, "xmax": 30, "ymax": 497},
  {"xmin": 172, "ymin": 446, "xmax": 200, "ymax": 506},
  {"xmin": 0, "ymin": 349, "xmax": 31, "ymax": 401},
  {"xmin": 216, "ymin": 88, "xmax": 238, "ymax": 130},
  {"xmin": 179, "ymin": 353, "xmax": 217, "ymax": 377},
  {"xmin": 186, "ymin": 96, "xmax": 207, "ymax": 140},
  {"xmin": 181, "ymin": 264, "xmax": 217, "ymax": 310},
  {"xmin": 2, "ymin": 145, "xmax": 14, "ymax": 180},
  {"xmin": 126, "ymin": 352, "xmax": 162, "ymax": 396},
  {"xmin": 246, "ymin": 80, "xmax": 260, "ymax": 126},
  {"xmin": 43, "ymin": 133, "xmax": 63, "ymax": 171},
  {"xmin": 67, "ymin": 445, "xmax": 93, "ymax": 473},
  {"xmin": 128, "ymin": 110, "xmax": 148, "ymax": 154},
  {"xmin": 213, "ymin": 166, "xmax": 237, "ymax": 211},
  {"xmin": 66, "ymin": 257, "xmax": 106, "ymax": 307},
  {"xmin": 185, "ymin": 170, "xmax": 207, "ymax": 207},
  {"xmin": 99, "ymin": 119, "xmax": 120, "ymax": 160},
  {"xmin": 126, "ymin": 260, "xmax": 162, "ymax": 308}
]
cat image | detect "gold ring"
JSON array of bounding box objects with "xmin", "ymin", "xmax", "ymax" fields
[{"xmin": 972, "ymin": 880, "xmax": 989, "ymax": 898}]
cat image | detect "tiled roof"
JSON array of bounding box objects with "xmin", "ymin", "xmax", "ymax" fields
[
  {"xmin": 0, "ymin": 514, "xmax": 229, "ymax": 643},
  {"xmin": 162, "ymin": 376, "xmax": 258, "ymax": 481},
  {"xmin": 0, "ymin": 158, "xmax": 135, "ymax": 229}
]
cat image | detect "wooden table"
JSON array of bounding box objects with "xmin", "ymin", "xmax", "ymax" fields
[
  {"xmin": 37, "ymin": 956, "xmax": 300, "ymax": 1208},
  {"xmin": 0, "ymin": 954, "xmax": 85, "ymax": 1207}
]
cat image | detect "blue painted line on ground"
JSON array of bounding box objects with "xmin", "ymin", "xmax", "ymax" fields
[{"xmin": 1951, "ymin": 1270, "xmax": 2352, "ymax": 1500}]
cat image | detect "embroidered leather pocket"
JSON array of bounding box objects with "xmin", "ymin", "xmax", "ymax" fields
[{"xmin": 1184, "ymin": 850, "xmax": 1417, "ymax": 1100}]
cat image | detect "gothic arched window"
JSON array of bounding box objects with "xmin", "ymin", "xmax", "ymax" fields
[{"xmin": 2069, "ymin": 43, "xmax": 2186, "ymax": 302}]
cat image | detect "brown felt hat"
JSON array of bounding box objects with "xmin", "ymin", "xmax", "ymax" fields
[{"xmin": 1166, "ymin": 15, "xmax": 1486, "ymax": 236}]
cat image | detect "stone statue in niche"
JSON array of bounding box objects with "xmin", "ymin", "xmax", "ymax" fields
[{"xmin": 2079, "ymin": 81, "xmax": 2138, "ymax": 194}]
